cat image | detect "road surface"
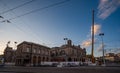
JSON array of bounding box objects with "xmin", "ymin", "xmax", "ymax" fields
[{"xmin": 0, "ymin": 66, "xmax": 120, "ymax": 73}]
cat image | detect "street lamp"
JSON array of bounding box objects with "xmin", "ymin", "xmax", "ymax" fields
[
  {"xmin": 63, "ymin": 38, "xmax": 68, "ymax": 45},
  {"xmin": 99, "ymin": 33, "xmax": 105, "ymax": 66},
  {"xmin": 63, "ymin": 38, "xmax": 68, "ymax": 62},
  {"xmin": 14, "ymin": 42, "xmax": 17, "ymax": 49},
  {"xmin": 7, "ymin": 41, "xmax": 10, "ymax": 47}
]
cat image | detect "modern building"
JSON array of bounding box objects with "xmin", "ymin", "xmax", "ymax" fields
[
  {"xmin": 15, "ymin": 41, "xmax": 51, "ymax": 66},
  {"xmin": 51, "ymin": 40, "xmax": 86, "ymax": 62}
]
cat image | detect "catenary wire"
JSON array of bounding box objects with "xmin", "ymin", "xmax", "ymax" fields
[
  {"xmin": 5, "ymin": 0, "xmax": 70, "ymax": 21},
  {"xmin": 0, "ymin": 0, "xmax": 36, "ymax": 15}
]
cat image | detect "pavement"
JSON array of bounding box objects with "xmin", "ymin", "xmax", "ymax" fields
[{"xmin": 0, "ymin": 66, "xmax": 120, "ymax": 73}]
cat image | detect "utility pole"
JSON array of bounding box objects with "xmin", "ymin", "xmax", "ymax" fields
[{"xmin": 91, "ymin": 10, "xmax": 95, "ymax": 63}]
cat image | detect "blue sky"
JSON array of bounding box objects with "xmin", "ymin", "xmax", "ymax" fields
[{"xmin": 0, "ymin": 0, "xmax": 120, "ymax": 57}]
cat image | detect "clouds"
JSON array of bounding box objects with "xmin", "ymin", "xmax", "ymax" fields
[
  {"xmin": 82, "ymin": 24, "xmax": 101, "ymax": 47},
  {"xmin": 82, "ymin": 39, "xmax": 92, "ymax": 47},
  {"xmin": 91, "ymin": 24, "xmax": 101, "ymax": 35},
  {"xmin": 82, "ymin": 38, "xmax": 97, "ymax": 48},
  {"xmin": 97, "ymin": 43, "xmax": 106, "ymax": 52},
  {"xmin": 97, "ymin": 44, "xmax": 103, "ymax": 52},
  {"xmin": 97, "ymin": 0, "xmax": 120, "ymax": 19}
]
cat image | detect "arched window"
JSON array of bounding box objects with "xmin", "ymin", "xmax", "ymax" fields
[
  {"xmin": 68, "ymin": 57, "xmax": 72, "ymax": 61},
  {"xmin": 38, "ymin": 56, "xmax": 41, "ymax": 64}
]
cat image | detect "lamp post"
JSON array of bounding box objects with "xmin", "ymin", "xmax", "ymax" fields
[
  {"xmin": 7, "ymin": 41, "xmax": 10, "ymax": 47},
  {"xmin": 63, "ymin": 38, "xmax": 68, "ymax": 62},
  {"xmin": 14, "ymin": 42, "xmax": 17, "ymax": 49},
  {"xmin": 99, "ymin": 33, "xmax": 105, "ymax": 66},
  {"xmin": 63, "ymin": 38, "xmax": 68, "ymax": 45}
]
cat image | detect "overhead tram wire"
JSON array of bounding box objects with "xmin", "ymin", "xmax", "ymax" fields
[
  {"xmin": 0, "ymin": 0, "xmax": 70, "ymax": 36},
  {"xmin": 0, "ymin": 20, "xmax": 45, "ymax": 45},
  {"xmin": 4, "ymin": 0, "xmax": 70, "ymax": 21},
  {"xmin": 0, "ymin": 0, "xmax": 70, "ymax": 46},
  {"xmin": 0, "ymin": 0, "xmax": 36, "ymax": 15},
  {"xmin": 0, "ymin": 0, "xmax": 70, "ymax": 43},
  {"xmin": 0, "ymin": 0, "xmax": 41, "ymax": 41},
  {"xmin": 0, "ymin": 0, "xmax": 70, "ymax": 35}
]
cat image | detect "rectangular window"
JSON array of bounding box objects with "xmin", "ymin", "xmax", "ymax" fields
[
  {"xmin": 33, "ymin": 48, "xmax": 36, "ymax": 53},
  {"xmin": 26, "ymin": 48, "xmax": 30, "ymax": 52},
  {"xmin": 38, "ymin": 50, "xmax": 41, "ymax": 54}
]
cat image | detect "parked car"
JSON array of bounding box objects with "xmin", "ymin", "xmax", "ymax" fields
[
  {"xmin": 66, "ymin": 62, "xmax": 79, "ymax": 67},
  {"xmin": 52, "ymin": 63, "xmax": 58, "ymax": 67}
]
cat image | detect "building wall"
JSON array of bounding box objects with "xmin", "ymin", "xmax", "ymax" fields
[
  {"xmin": 105, "ymin": 53, "xmax": 120, "ymax": 62},
  {"xmin": 15, "ymin": 41, "xmax": 51, "ymax": 66},
  {"xmin": 14, "ymin": 40, "xmax": 87, "ymax": 66},
  {"xmin": 51, "ymin": 40, "xmax": 86, "ymax": 62},
  {"xmin": 106, "ymin": 53, "xmax": 115, "ymax": 57}
]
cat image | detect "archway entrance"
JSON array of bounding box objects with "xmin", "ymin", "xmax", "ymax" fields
[
  {"xmin": 38, "ymin": 56, "xmax": 41, "ymax": 65},
  {"xmin": 68, "ymin": 57, "xmax": 72, "ymax": 62},
  {"xmin": 33, "ymin": 56, "xmax": 37, "ymax": 66}
]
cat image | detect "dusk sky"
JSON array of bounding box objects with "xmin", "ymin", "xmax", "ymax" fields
[{"xmin": 0, "ymin": 0, "xmax": 120, "ymax": 57}]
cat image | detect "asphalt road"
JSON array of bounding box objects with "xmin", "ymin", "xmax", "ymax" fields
[{"xmin": 0, "ymin": 66, "xmax": 120, "ymax": 73}]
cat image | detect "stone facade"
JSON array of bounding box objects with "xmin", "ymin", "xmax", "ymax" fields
[
  {"xmin": 4, "ymin": 40, "xmax": 87, "ymax": 66},
  {"xmin": 15, "ymin": 41, "xmax": 51, "ymax": 66},
  {"xmin": 51, "ymin": 40, "xmax": 86, "ymax": 62},
  {"xmin": 4, "ymin": 46, "xmax": 16, "ymax": 63}
]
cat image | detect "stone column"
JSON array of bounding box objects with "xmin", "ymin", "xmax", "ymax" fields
[{"xmin": 36, "ymin": 56, "xmax": 38, "ymax": 66}]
